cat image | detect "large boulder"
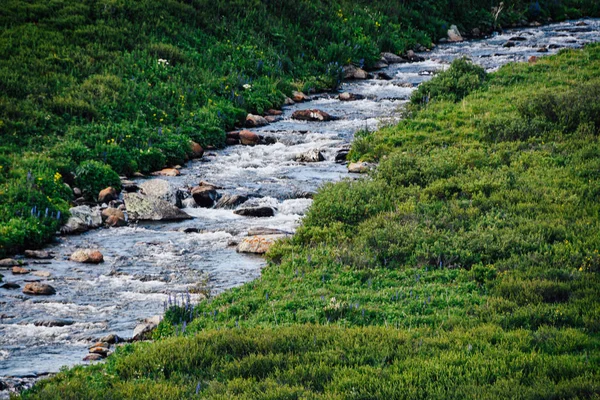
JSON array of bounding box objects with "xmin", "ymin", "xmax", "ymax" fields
[
  {"xmin": 98, "ymin": 187, "xmax": 118, "ymax": 204},
  {"xmin": 245, "ymin": 114, "xmax": 269, "ymax": 128},
  {"xmin": 234, "ymin": 207, "xmax": 275, "ymax": 217},
  {"xmin": 23, "ymin": 283, "xmax": 56, "ymax": 296},
  {"xmin": 239, "ymin": 130, "xmax": 260, "ymax": 146},
  {"xmin": 447, "ymin": 25, "xmax": 463, "ymax": 42},
  {"xmin": 343, "ymin": 65, "xmax": 370, "ymax": 80},
  {"xmin": 291, "ymin": 109, "xmax": 337, "ymax": 122},
  {"xmin": 237, "ymin": 235, "xmax": 286, "ymax": 254},
  {"xmin": 61, "ymin": 206, "xmax": 103, "ymax": 234},
  {"xmin": 190, "ymin": 142, "xmax": 204, "ymax": 159},
  {"xmin": 215, "ymin": 194, "xmax": 249, "ymax": 209},
  {"xmin": 123, "ymin": 193, "xmax": 192, "ymax": 221},
  {"xmin": 381, "ymin": 52, "xmax": 405, "ymax": 64},
  {"xmin": 191, "ymin": 185, "xmax": 219, "ymax": 208},
  {"xmin": 139, "ymin": 179, "xmax": 180, "ymax": 206},
  {"xmin": 70, "ymin": 249, "xmax": 104, "ymax": 264},
  {"xmin": 295, "ymin": 149, "xmax": 325, "ymax": 163}
]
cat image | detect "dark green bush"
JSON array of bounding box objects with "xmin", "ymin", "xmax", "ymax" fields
[
  {"xmin": 74, "ymin": 160, "xmax": 121, "ymax": 200},
  {"xmin": 136, "ymin": 148, "xmax": 167, "ymax": 174}
]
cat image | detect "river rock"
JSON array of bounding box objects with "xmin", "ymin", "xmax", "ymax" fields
[
  {"xmin": 381, "ymin": 52, "xmax": 404, "ymax": 64},
  {"xmin": 343, "ymin": 65, "xmax": 370, "ymax": 80},
  {"xmin": 70, "ymin": 249, "xmax": 104, "ymax": 264},
  {"xmin": 106, "ymin": 214, "xmax": 127, "ymax": 227},
  {"xmin": 24, "ymin": 250, "xmax": 52, "ymax": 259},
  {"xmin": 237, "ymin": 235, "xmax": 285, "ymax": 254},
  {"xmin": 132, "ymin": 315, "xmax": 162, "ymax": 341},
  {"xmin": 264, "ymin": 115, "xmax": 282, "ymax": 123},
  {"xmin": 83, "ymin": 353, "xmax": 104, "ymax": 362},
  {"xmin": 139, "ymin": 179, "xmax": 180, "ymax": 206},
  {"xmin": 0, "ymin": 258, "xmax": 20, "ymax": 267},
  {"xmin": 537, "ymin": 46, "xmax": 549, "ymax": 53},
  {"xmin": 123, "ymin": 193, "xmax": 192, "ymax": 221},
  {"xmin": 247, "ymin": 228, "xmax": 290, "ymax": 236},
  {"xmin": 120, "ymin": 180, "xmax": 139, "ymax": 193},
  {"xmin": 405, "ymin": 50, "xmax": 425, "ymax": 62},
  {"xmin": 246, "ymin": 114, "xmax": 269, "ymax": 128},
  {"xmin": 234, "ymin": 207, "xmax": 275, "ymax": 217},
  {"xmin": 447, "ymin": 25, "xmax": 463, "ymax": 42},
  {"xmin": 61, "ymin": 205, "xmax": 103, "ymax": 234},
  {"xmin": 1, "ymin": 282, "xmax": 20, "ymax": 289},
  {"xmin": 291, "ymin": 109, "xmax": 337, "ymax": 122},
  {"xmin": 100, "ymin": 334, "xmax": 122, "ymax": 344},
  {"xmin": 89, "ymin": 346, "xmax": 109, "ymax": 357},
  {"xmin": 182, "ymin": 198, "xmax": 198, "ymax": 208},
  {"xmin": 190, "ymin": 142, "xmax": 204, "ymax": 159},
  {"xmin": 73, "ymin": 187, "xmax": 82, "ymax": 197},
  {"xmin": 291, "ymin": 91, "xmax": 309, "ymax": 102},
  {"xmin": 503, "ymin": 41, "xmax": 516, "ymax": 48},
  {"xmin": 32, "ymin": 271, "xmax": 51, "ymax": 278},
  {"xmin": 339, "ymin": 92, "xmax": 364, "ymax": 101},
  {"xmin": 375, "ymin": 72, "xmax": 393, "ymax": 80},
  {"xmin": 12, "ymin": 267, "xmax": 29, "ymax": 274},
  {"xmin": 23, "ymin": 283, "xmax": 56, "ymax": 295},
  {"xmin": 372, "ymin": 59, "xmax": 389, "ymax": 69},
  {"xmin": 335, "ymin": 150, "xmax": 349, "ymax": 163},
  {"xmin": 191, "ymin": 186, "xmax": 219, "ymax": 208},
  {"xmin": 266, "ymin": 109, "xmax": 283, "ymax": 116},
  {"xmin": 239, "ymin": 130, "xmax": 260, "ymax": 146},
  {"xmin": 348, "ymin": 162, "xmax": 371, "ymax": 173},
  {"xmin": 215, "ymin": 194, "xmax": 249, "ymax": 209},
  {"xmin": 34, "ymin": 319, "xmax": 74, "ymax": 327},
  {"xmin": 295, "ymin": 149, "xmax": 325, "ymax": 163},
  {"xmin": 98, "ymin": 187, "xmax": 118, "ymax": 204},
  {"xmin": 509, "ymin": 36, "xmax": 527, "ymax": 41},
  {"xmin": 152, "ymin": 168, "xmax": 180, "ymax": 177},
  {"xmin": 226, "ymin": 131, "xmax": 240, "ymax": 140}
]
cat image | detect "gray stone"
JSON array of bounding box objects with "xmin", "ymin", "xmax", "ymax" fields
[
  {"xmin": 132, "ymin": 315, "xmax": 162, "ymax": 341},
  {"xmin": 139, "ymin": 179, "xmax": 180, "ymax": 206},
  {"xmin": 234, "ymin": 207, "xmax": 275, "ymax": 217},
  {"xmin": 295, "ymin": 149, "xmax": 325, "ymax": 163},
  {"xmin": 61, "ymin": 206, "xmax": 103, "ymax": 234},
  {"xmin": 215, "ymin": 194, "xmax": 249, "ymax": 209},
  {"xmin": 123, "ymin": 193, "xmax": 192, "ymax": 221},
  {"xmin": 381, "ymin": 52, "xmax": 405, "ymax": 64}
]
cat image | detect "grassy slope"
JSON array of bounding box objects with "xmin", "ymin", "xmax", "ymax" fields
[
  {"xmin": 1, "ymin": 0, "xmax": 599, "ymax": 256},
  {"xmin": 21, "ymin": 44, "xmax": 600, "ymax": 399}
]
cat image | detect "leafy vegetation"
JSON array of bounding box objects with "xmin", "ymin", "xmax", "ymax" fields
[{"xmin": 21, "ymin": 42, "xmax": 600, "ymax": 399}]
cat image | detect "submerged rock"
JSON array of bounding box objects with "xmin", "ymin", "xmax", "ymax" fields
[
  {"xmin": 338, "ymin": 92, "xmax": 364, "ymax": 101},
  {"xmin": 34, "ymin": 319, "xmax": 74, "ymax": 327},
  {"xmin": 1, "ymin": 282, "xmax": 20, "ymax": 289},
  {"xmin": 12, "ymin": 266, "xmax": 30, "ymax": 275},
  {"xmin": 215, "ymin": 194, "xmax": 249, "ymax": 209},
  {"xmin": 234, "ymin": 207, "xmax": 275, "ymax": 217},
  {"xmin": 191, "ymin": 186, "xmax": 219, "ymax": 208},
  {"xmin": 291, "ymin": 109, "xmax": 337, "ymax": 122},
  {"xmin": 123, "ymin": 193, "xmax": 192, "ymax": 221}
]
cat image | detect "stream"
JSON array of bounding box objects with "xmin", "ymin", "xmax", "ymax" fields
[{"xmin": 1, "ymin": 18, "xmax": 599, "ymax": 397}]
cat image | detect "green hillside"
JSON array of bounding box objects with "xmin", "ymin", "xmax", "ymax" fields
[{"xmin": 21, "ymin": 40, "xmax": 600, "ymax": 399}]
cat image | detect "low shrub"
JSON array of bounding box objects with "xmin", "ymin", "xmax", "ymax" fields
[{"xmin": 74, "ymin": 160, "xmax": 121, "ymax": 200}]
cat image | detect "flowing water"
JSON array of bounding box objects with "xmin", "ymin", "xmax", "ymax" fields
[{"xmin": 1, "ymin": 18, "xmax": 599, "ymax": 396}]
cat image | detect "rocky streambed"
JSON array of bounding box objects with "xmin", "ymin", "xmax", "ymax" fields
[{"xmin": 1, "ymin": 18, "xmax": 599, "ymax": 398}]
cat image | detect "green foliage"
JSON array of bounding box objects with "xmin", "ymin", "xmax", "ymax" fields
[
  {"xmin": 411, "ymin": 57, "xmax": 487, "ymax": 106},
  {"xmin": 75, "ymin": 160, "xmax": 121, "ymax": 201}
]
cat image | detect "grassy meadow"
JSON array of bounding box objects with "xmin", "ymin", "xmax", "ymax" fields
[{"xmin": 19, "ymin": 39, "xmax": 600, "ymax": 399}]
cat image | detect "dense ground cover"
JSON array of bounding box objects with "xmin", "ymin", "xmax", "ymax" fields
[
  {"xmin": 21, "ymin": 42, "xmax": 600, "ymax": 399},
  {"xmin": 1, "ymin": 0, "xmax": 599, "ymax": 256}
]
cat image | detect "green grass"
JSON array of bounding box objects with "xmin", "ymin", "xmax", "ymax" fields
[
  {"xmin": 1, "ymin": 0, "xmax": 599, "ymax": 256},
  {"xmin": 20, "ymin": 43, "xmax": 600, "ymax": 400}
]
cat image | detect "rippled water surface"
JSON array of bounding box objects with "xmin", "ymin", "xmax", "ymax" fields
[{"xmin": 1, "ymin": 18, "xmax": 599, "ymax": 396}]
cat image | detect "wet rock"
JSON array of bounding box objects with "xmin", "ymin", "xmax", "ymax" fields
[
  {"xmin": 100, "ymin": 334, "xmax": 122, "ymax": 344},
  {"xmin": 73, "ymin": 187, "xmax": 82, "ymax": 197},
  {"xmin": 24, "ymin": 250, "xmax": 52, "ymax": 259},
  {"xmin": 32, "ymin": 271, "xmax": 51, "ymax": 278},
  {"xmin": 34, "ymin": 319, "xmax": 74, "ymax": 327},
  {"xmin": 183, "ymin": 227, "xmax": 201, "ymax": 233},
  {"xmin": 239, "ymin": 130, "xmax": 260, "ymax": 146},
  {"xmin": 266, "ymin": 109, "xmax": 283, "ymax": 116},
  {"xmin": 246, "ymin": 114, "xmax": 269, "ymax": 128},
  {"xmin": 120, "ymin": 180, "xmax": 139, "ymax": 192},
  {"xmin": 23, "ymin": 283, "xmax": 56, "ymax": 295},
  {"xmin": 447, "ymin": 25, "xmax": 463, "ymax": 42},
  {"xmin": 226, "ymin": 138, "xmax": 240, "ymax": 146},
  {"xmin": 215, "ymin": 194, "xmax": 249, "ymax": 209},
  {"xmin": 123, "ymin": 193, "xmax": 192, "ymax": 221},
  {"xmin": 291, "ymin": 109, "xmax": 337, "ymax": 122},
  {"xmin": 529, "ymin": 21, "xmax": 542, "ymax": 27},
  {"xmin": 151, "ymin": 168, "xmax": 180, "ymax": 177},
  {"xmin": 509, "ymin": 36, "xmax": 527, "ymax": 41},
  {"xmin": 414, "ymin": 43, "xmax": 428, "ymax": 52},
  {"xmin": 548, "ymin": 44, "xmax": 561, "ymax": 49},
  {"xmin": 291, "ymin": 91, "xmax": 309, "ymax": 102},
  {"xmin": 0, "ymin": 258, "xmax": 20, "ymax": 267},
  {"xmin": 89, "ymin": 347, "xmax": 109, "ymax": 357},
  {"xmin": 264, "ymin": 115, "xmax": 282, "ymax": 123},
  {"xmin": 1, "ymin": 282, "xmax": 20, "ymax": 289},
  {"xmin": 284, "ymin": 97, "xmax": 295, "ymax": 105},
  {"xmin": 372, "ymin": 59, "xmax": 389, "ymax": 69},
  {"xmin": 83, "ymin": 353, "xmax": 104, "ymax": 362},
  {"xmin": 338, "ymin": 92, "xmax": 365, "ymax": 101},
  {"xmin": 190, "ymin": 142, "xmax": 204, "ymax": 159},
  {"xmin": 381, "ymin": 52, "xmax": 405, "ymax": 64},
  {"xmin": 343, "ymin": 65, "xmax": 370, "ymax": 80},
  {"xmin": 295, "ymin": 149, "xmax": 325, "ymax": 163},
  {"xmin": 61, "ymin": 205, "xmax": 103, "ymax": 234},
  {"xmin": 70, "ymin": 249, "xmax": 104, "ymax": 264},
  {"xmin": 471, "ymin": 27, "xmax": 482, "ymax": 37},
  {"xmin": 576, "ymin": 21, "xmax": 588, "ymax": 26},
  {"xmin": 405, "ymin": 50, "xmax": 425, "ymax": 62},
  {"xmin": 237, "ymin": 235, "xmax": 285, "ymax": 254},
  {"xmin": 375, "ymin": 72, "xmax": 393, "ymax": 80},
  {"xmin": 234, "ymin": 207, "xmax": 275, "ymax": 217},
  {"xmin": 335, "ymin": 150, "xmax": 349, "ymax": 163},
  {"xmin": 98, "ymin": 187, "xmax": 118, "ymax": 204},
  {"xmin": 348, "ymin": 162, "xmax": 371, "ymax": 173},
  {"xmin": 182, "ymin": 198, "xmax": 198, "ymax": 208},
  {"xmin": 226, "ymin": 131, "xmax": 240, "ymax": 140},
  {"xmin": 191, "ymin": 186, "xmax": 219, "ymax": 208},
  {"xmin": 503, "ymin": 41, "xmax": 516, "ymax": 48},
  {"xmin": 12, "ymin": 267, "xmax": 30, "ymax": 275},
  {"xmin": 139, "ymin": 179, "xmax": 180, "ymax": 206},
  {"xmin": 537, "ymin": 46, "xmax": 549, "ymax": 53},
  {"xmin": 106, "ymin": 214, "xmax": 127, "ymax": 227},
  {"xmin": 132, "ymin": 315, "xmax": 162, "ymax": 341}
]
